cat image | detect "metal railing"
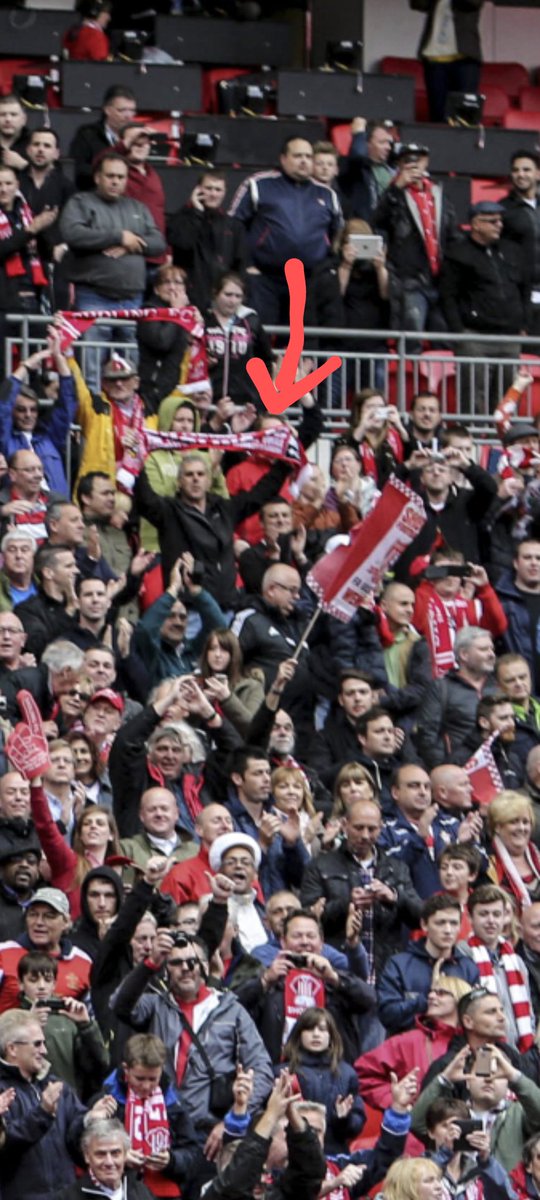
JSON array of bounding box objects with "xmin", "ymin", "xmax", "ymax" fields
[{"xmin": 6, "ymin": 314, "xmax": 540, "ymax": 448}]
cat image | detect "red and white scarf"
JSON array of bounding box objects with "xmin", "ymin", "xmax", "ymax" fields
[
  {"xmin": 358, "ymin": 427, "xmax": 403, "ymax": 480},
  {"xmin": 0, "ymin": 194, "xmax": 47, "ymax": 286},
  {"xmin": 124, "ymin": 1084, "xmax": 178, "ymax": 1197},
  {"xmin": 112, "ymin": 393, "xmax": 147, "ymax": 494},
  {"xmin": 492, "ymin": 834, "xmax": 540, "ymax": 911},
  {"xmin": 408, "ymin": 179, "xmax": 440, "ymax": 276},
  {"xmin": 57, "ymin": 305, "xmax": 208, "ymax": 388},
  {"xmin": 467, "ymin": 933, "xmax": 534, "ymax": 1051},
  {"xmin": 424, "ymin": 589, "xmax": 479, "ymax": 677}
]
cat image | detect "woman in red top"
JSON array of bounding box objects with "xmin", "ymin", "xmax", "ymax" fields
[{"xmin": 63, "ymin": 0, "xmax": 112, "ymax": 61}]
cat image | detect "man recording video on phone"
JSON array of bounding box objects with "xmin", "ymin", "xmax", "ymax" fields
[{"xmin": 374, "ymin": 143, "xmax": 458, "ymax": 344}]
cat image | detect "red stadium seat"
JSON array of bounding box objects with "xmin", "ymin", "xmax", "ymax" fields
[
  {"xmin": 503, "ymin": 109, "xmax": 540, "ymax": 131},
  {"xmin": 518, "ymin": 85, "xmax": 540, "ymax": 111},
  {"xmin": 0, "ymin": 57, "xmax": 49, "ymax": 95},
  {"xmin": 470, "ymin": 178, "xmax": 507, "ymax": 206},
  {"xmin": 481, "ymin": 84, "xmax": 511, "ymax": 126},
  {"xmin": 379, "ymin": 55, "xmax": 428, "ymax": 121},
  {"xmin": 480, "ymin": 62, "xmax": 529, "ymax": 102},
  {"xmin": 331, "ymin": 123, "xmax": 352, "ymax": 156}
]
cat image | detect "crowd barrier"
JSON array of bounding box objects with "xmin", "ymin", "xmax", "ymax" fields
[{"xmin": 6, "ymin": 314, "xmax": 540, "ymax": 485}]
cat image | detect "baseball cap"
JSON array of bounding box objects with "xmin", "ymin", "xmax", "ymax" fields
[
  {"xmin": 395, "ymin": 141, "xmax": 430, "ymax": 161},
  {"xmin": 102, "ymin": 354, "xmax": 137, "ymax": 380},
  {"xmin": 502, "ymin": 423, "xmax": 539, "ymax": 447},
  {"xmin": 469, "ymin": 200, "xmax": 504, "ymax": 219},
  {"xmin": 87, "ymin": 688, "xmax": 124, "ymax": 713},
  {"xmin": 27, "ymin": 887, "xmax": 70, "ymax": 917}
]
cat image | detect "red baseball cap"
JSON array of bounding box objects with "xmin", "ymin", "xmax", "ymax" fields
[{"xmin": 87, "ymin": 688, "xmax": 124, "ymax": 713}]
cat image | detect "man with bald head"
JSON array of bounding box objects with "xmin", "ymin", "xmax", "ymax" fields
[
  {"xmin": 379, "ymin": 581, "xmax": 430, "ymax": 727},
  {"xmin": 160, "ymin": 802, "xmax": 234, "ymax": 904},
  {"xmin": 232, "ymin": 563, "xmax": 314, "ymax": 728},
  {"xmin": 119, "ymin": 786, "xmax": 197, "ymax": 872}
]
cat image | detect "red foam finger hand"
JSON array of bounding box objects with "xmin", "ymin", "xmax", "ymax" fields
[
  {"xmin": 6, "ymin": 722, "xmax": 50, "ymax": 778},
  {"xmin": 17, "ymin": 690, "xmax": 45, "ymax": 738}
]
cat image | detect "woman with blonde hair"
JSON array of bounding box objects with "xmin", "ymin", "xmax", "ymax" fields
[
  {"xmin": 30, "ymin": 788, "xmax": 121, "ymax": 919},
  {"xmin": 271, "ymin": 765, "xmax": 322, "ymax": 853},
  {"xmin": 383, "ymin": 1157, "xmax": 444, "ymax": 1200},
  {"xmin": 333, "ymin": 763, "xmax": 378, "ymax": 817},
  {"xmin": 487, "ymin": 790, "xmax": 540, "ymax": 911}
]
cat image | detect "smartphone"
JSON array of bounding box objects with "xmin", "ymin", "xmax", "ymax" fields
[
  {"xmin": 213, "ymin": 674, "xmax": 228, "ymax": 685},
  {"xmin": 455, "ymin": 1118, "xmax": 483, "ymax": 1151},
  {"xmin": 474, "ymin": 1047, "xmax": 495, "ymax": 1076},
  {"xmin": 348, "ymin": 234, "xmax": 384, "ymax": 260}
]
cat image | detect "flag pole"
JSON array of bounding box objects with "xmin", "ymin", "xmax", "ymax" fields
[{"xmin": 291, "ymin": 602, "xmax": 323, "ymax": 662}]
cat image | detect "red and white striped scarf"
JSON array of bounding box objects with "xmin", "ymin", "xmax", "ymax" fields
[
  {"xmin": 0, "ymin": 194, "xmax": 47, "ymax": 286},
  {"xmin": 408, "ymin": 178, "xmax": 440, "ymax": 276},
  {"xmin": 425, "ymin": 589, "xmax": 478, "ymax": 677},
  {"xmin": 467, "ymin": 933, "xmax": 534, "ymax": 1051}
]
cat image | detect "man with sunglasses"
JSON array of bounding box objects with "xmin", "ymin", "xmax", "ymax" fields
[
  {"xmin": 110, "ymin": 928, "xmax": 273, "ymax": 1162},
  {"xmin": 0, "ymin": 1007, "xmax": 118, "ymax": 1200}
]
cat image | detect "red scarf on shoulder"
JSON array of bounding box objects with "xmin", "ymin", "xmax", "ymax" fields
[{"xmin": 0, "ymin": 193, "xmax": 47, "ymax": 286}]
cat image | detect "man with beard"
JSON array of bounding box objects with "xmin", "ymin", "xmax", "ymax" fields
[
  {"xmin": 502, "ymin": 151, "xmax": 540, "ymax": 338},
  {"xmin": 458, "ymin": 693, "xmax": 531, "ymax": 785},
  {"xmin": 405, "ymin": 392, "xmax": 444, "ymax": 454},
  {"xmin": 0, "ymin": 823, "xmax": 42, "ymax": 939}
]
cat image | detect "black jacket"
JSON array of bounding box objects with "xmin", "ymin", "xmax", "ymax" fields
[
  {"xmin": 411, "ymin": 0, "xmax": 484, "ymax": 62},
  {"xmin": 0, "ymin": 1059, "xmax": 86, "ymax": 1200},
  {"xmin": 90, "ymin": 877, "xmax": 174, "ymax": 1061},
  {"xmin": 168, "ymin": 203, "xmax": 246, "ymax": 311},
  {"xmin": 204, "ymin": 1123, "xmax": 326, "ymax": 1200},
  {"xmin": 394, "ymin": 464, "xmax": 498, "ymax": 582},
  {"xmin": 137, "ymin": 290, "xmax": 189, "ymax": 416},
  {"xmin": 19, "ymin": 164, "xmax": 75, "ymax": 260},
  {"xmin": 134, "ymin": 458, "xmax": 292, "ymax": 605},
  {"xmin": 235, "ymin": 967, "xmax": 376, "ymax": 1064},
  {"xmin": 0, "ymin": 195, "xmax": 46, "ymax": 311},
  {"xmin": 69, "ymin": 117, "xmax": 112, "ymax": 190},
  {"xmin": 415, "ymin": 668, "xmax": 497, "ymax": 769},
  {"xmin": 16, "ymin": 589, "xmax": 78, "ymax": 660},
  {"xmin": 440, "ymin": 234, "xmax": 527, "ymax": 334},
  {"xmin": 71, "ymin": 865, "xmax": 124, "ymax": 961},
  {"xmin": 109, "ymin": 702, "xmax": 241, "ymax": 838},
  {"xmin": 59, "ymin": 1172, "xmax": 153, "ymax": 1200},
  {"xmin": 375, "ymin": 180, "xmax": 458, "ymax": 288},
  {"xmin": 502, "ymin": 189, "xmax": 540, "ymax": 298},
  {"xmin": 300, "ymin": 844, "xmax": 422, "ymax": 977}
]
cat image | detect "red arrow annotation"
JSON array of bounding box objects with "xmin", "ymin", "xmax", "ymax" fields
[{"xmin": 245, "ymin": 257, "xmax": 342, "ymax": 416}]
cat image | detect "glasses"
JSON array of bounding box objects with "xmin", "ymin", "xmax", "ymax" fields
[
  {"xmin": 274, "ymin": 582, "xmax": 301, "ymax": 597},
  {"xmin": 168, "ymin": 957, "xmax": 200, "ymax": 970},
  {"xmin": 0, "ymin": 627, "xmax": 24, "ymax": 635},
  {"xmin": 13, "ymin": 1038, "xmax": 47, "ymax": 1047},
  {"xmin": 66, "ymin": 689, "xmax": 91, "ymax": 701}
]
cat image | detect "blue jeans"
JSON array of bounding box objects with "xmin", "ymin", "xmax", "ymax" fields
[{"xmin": 74, "ymin": 286, "xmax": 142, "ymax": 393}]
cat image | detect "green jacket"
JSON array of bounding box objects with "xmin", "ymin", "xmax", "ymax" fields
[
  {"xmin": 21, "ymin": 995, "xmax": 108, "ymax": 1098},
  {"xmin": 119, "ymin": 829, "xmax": 197, "ymax": 877},
  {"xmin": 411, "ymin": 1068, "xmax": 540, "ymax": 1171}
]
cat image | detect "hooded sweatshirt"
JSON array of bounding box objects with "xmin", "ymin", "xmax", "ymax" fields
[
  {"xmin": 71, "ymin": 865, "xmax": 124, "ymax": 961},
  {"xmin": 139, "ymin": 396, "xmax": 228, "ymax": 553}
]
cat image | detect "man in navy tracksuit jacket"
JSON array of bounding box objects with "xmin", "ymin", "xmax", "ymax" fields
[{"xmin": 229, "ymin": 136, "xmax": 342, "ymax": 324}]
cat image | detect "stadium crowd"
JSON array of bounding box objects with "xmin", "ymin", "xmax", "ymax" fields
[{"xmin": 4, "ymin": 18, "xmax": 540, "ymax": 1200}]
